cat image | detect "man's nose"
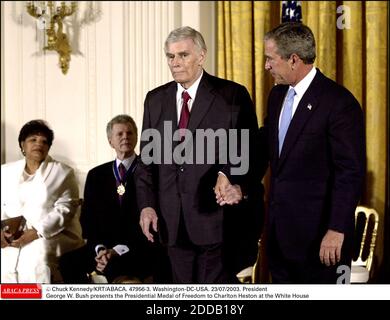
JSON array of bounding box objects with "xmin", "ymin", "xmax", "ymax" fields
[{"xmin": 171, "ymin": 56, "xmax": 181, "ymax": 67}]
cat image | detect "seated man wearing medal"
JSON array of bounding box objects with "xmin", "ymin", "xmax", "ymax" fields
[{"xmin": 76, "ymin": 114, "xmax": 165, "ymax": 283}]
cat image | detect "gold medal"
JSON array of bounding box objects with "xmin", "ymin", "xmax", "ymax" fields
[{"xmin": 117, "ymin": 183, "xmax": 125, "ymax": 196}]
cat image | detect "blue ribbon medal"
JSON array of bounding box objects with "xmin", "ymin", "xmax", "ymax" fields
[{"xmin": 112, "ymin": 159, "xmax": 137, "ymax": 196}]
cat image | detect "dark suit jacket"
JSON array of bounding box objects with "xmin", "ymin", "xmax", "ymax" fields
[
  {"xmin": 136, "ymin": 71, "xmax": 261, "ymax": 260},
  {"xmin": 263, "ymin": 69, "xmax": 366, "ymax": 264},
  {"xmin": 80, "ymin": 157, "xmax": 155, "ymax": 280}
]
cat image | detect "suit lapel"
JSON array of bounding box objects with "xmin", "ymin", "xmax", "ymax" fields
[
  {"xmin": 277, "ymin": 73, "xmax": 322, "ymax": 171},
  {"xmin": 162, "ymin": 82, "xmax": 178, "ymax": 127},
  {"xmin": 187, "ymin": 73, "xmax": 215, "ymax": 133}
]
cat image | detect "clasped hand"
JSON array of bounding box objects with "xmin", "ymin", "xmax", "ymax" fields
[
  {"xmin": 214, "ymin": 174, "xmax": 242, "ymax": 206},
  {"xmin": 95, "ymin": 248, "xmax": 118, "ymax": 273}
]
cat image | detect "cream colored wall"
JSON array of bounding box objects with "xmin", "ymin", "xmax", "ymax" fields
[{"xmin": 1, "ymin": 1, "xmax": 216, "ymax": 194}]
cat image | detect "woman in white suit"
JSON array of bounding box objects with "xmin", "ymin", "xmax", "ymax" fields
[{"xmin": 1, "ymin": 120, "xmax": 84, "ymax": 283}]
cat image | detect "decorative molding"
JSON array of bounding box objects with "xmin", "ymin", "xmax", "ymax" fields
[
  {"xmin": 125, "ymin": 1, "xmax": 176, "ymax": 153},
  {"xmin": 85, "ymin": 3, "xmax": 98, "ymax": 167}
]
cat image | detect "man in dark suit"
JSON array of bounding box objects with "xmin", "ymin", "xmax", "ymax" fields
[
  {"xmin": 136, "ymin": 26, "xmax": 262, "ymax": 283},
  {"xmin": 262, "ymin": 22, "xmax": 366, "ymax": 283},
  {"xmin": 80, "ymin": 114, "xmax": 165, "ymax": 283}
]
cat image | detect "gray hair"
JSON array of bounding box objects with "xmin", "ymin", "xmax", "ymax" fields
[
  {"xmin": 264, "ymin": 22, "xmax": 316, "ymax": 64},
  {"xmin": 164, "ymin": 26, "xmax": 207, "ymax": 53},
  {"xmin": 106, "ymin": 114, "xmax": 138, "ymax": 139}
]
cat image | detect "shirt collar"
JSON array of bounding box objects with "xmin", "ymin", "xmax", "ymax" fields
[
  {"xmin": 176, "ymin": 70, "xmax": 204, "ymax": 101},
  {"xmin": 290, "ymin": 66, "xmax": 316, "ymax": 100},
  {"xmin": 116, "ymin": 153, "xmax": 136, "ymax": 171}
]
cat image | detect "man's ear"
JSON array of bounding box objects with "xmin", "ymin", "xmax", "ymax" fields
[
  {"xmin": 290, "ymin": 53, "xmax": 300, "ymax": 67},
  {"xmin": 198, "ymin": 49, "xmax": 206, "ymax": 66}
]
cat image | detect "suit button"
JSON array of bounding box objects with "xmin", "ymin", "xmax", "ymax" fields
[{"xmin": 179, "ymin": 166, "xmax": 184, "ymax": 172}]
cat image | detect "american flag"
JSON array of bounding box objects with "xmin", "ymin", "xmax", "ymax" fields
[{"xmin": 282, "ymin": 1, "xmax": 302, "ymax": 23}]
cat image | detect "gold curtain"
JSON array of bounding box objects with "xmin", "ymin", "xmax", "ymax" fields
[
  {"xmin": 217, "ymin": 0, "xmax": 388, "ymax": 281},
  {"xmin": 218, "ymin": 1, "xmax": 281, "ymax": 125}
]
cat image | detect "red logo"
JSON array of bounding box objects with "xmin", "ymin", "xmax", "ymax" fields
[{"xmin": 1, "ymin": 284, "xmax": 42, "ymax": 299}]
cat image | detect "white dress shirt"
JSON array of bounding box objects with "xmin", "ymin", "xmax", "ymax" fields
[
  {"xmin": 176, "ymin": 70, "xmax": 204, "ymax": 122},
  {"xmin": 279, "ymin": 67, "xmax": 317, "ymax": 128}
]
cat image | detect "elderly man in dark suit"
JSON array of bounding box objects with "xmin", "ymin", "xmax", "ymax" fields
[
  {"xmin": 136, "ymin": 26, "xmax": 261, "ymax": 283},
  {"xmin": 262, "ymin": 22, "xmax": 366, "ymax": 283},
  {"xmin": 79, "ymin": 115, "xmax": 165, "ymax": 283}
]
